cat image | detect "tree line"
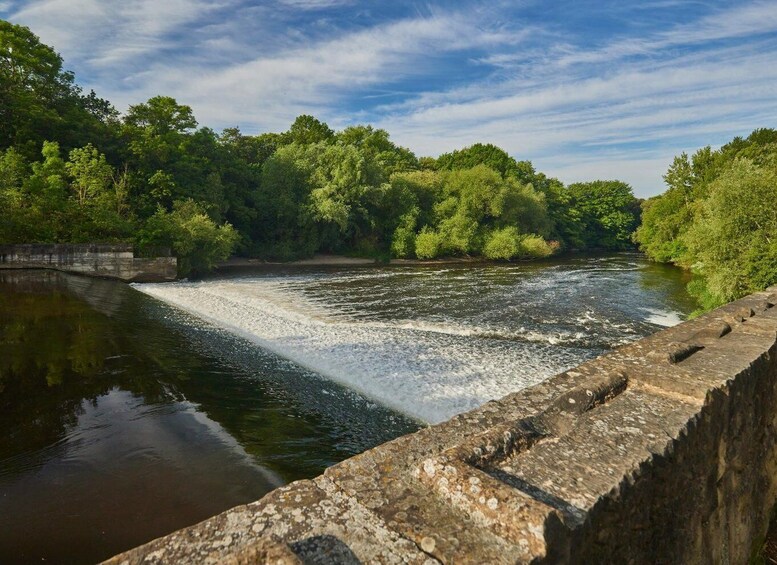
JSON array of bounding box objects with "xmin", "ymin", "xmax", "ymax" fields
[
  {"xmin": 635, "ymin": 128, "xmax": 777, "ymax": 312},
  {"xmin": 0, "ymin": 20, "xmax": 641, "ymax": 275}
]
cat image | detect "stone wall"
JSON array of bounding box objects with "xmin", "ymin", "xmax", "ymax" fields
[
  {"xmin": 105, "ymin": 285, "xmax": 777, "ymax": 564},
  {"xmin": 0, "ymin": 244, "xmax": 176, "ymax": 282}
]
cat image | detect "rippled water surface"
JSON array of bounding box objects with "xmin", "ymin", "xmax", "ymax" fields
[
  {"xmin": 0, "ymin": 255, "xmax": 695, "ymax": 563},
  {"xmin": 138, "ymin": 254, "xmax": 696, "ymax": 423}
]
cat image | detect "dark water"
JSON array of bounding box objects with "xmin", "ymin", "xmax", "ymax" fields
[{"xmin": 0, "ymin": 255, "xmax": 695, "ymax": 563}]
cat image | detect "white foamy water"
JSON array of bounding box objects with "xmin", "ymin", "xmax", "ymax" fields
[
  {"xmin": 134, "ymin": 258, "xmax": 694, "ymax": 424},
  {"xmin": 135, "ymin": 278, "xmax": 582, "ymax": 424},
  {"xmin": 642, "ymin": 308, "xmax": 684, "ymax": 327}
]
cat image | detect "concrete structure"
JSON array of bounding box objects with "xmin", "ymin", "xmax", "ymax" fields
[
  {"xmin": 105, "ymin": 285, "xmax": 777, "ymax": 564},
  {"xmin": 0, "ymin": 244, "xmax": 176, "ymax": 282}
]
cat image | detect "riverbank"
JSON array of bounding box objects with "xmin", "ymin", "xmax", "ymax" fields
[{"xmin": 216, "ymin": 253, "xmax": 550, "ymax": 270}]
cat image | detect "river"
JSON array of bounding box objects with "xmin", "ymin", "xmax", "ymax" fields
[{"xmin": 0, "ymin": 254, "xmax": 695, "ymax": 563}]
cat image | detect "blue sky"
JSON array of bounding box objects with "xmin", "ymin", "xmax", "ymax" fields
[{"xmin": 2, "ymin": 0, "xmax": 776, "ymax": 197}]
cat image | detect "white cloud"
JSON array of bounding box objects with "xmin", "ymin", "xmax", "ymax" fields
[
  {"xmin": 362, "ymin": 4, "xmax": 777, "ymax": 196},
  {"xmin": 94, "ymin": 10, "xmax": 533, "ymax": 131},
  {"xmin": 277, "ymin": 0, "xmax": 356, "ymax": 9},
  {"xmin": 10, "ymin": 0, "xmax": 229, "ymax": 68}
]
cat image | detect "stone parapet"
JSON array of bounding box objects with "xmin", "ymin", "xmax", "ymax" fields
[
  {"xmin": 0, "ymin": 244, "xmax": 176, "ymax": 282},
  {"xmin": 105, "ymin": 285, "xmax": 777, "ymax": 564}
]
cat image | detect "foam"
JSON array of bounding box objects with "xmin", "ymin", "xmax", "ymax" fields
[
  {"xmin": 643, "ymin": 308, "xmax": 684, "ymax": 327},
  {"xmin": 135, "ymin": 278, "xmax": 584, "ymax": 424}
]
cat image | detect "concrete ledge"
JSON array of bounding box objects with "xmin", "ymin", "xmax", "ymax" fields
[
  {"xmin": 105, "ymin": 285, "xmax": 777, "ymax": 564},
  {"xmin": 0, "ymin": 244, "xmax": 176, "ymax": 282}
]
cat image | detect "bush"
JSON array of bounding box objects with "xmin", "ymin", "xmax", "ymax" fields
[
  {"xmin": 483, "ymin": 226, "xmax": 521, "ymax": 260},
  {"xmin": 390, "ymin": 210, "xmax": 418, "ymax": 258},
  {"xmin": 518, "ymin": 234, "xmax": 555, "ymax": 258},
  {"xmin": 414, "ymin": 228, "xmax": 443, "ymax": 259},
  {"xmin": 139, "ymin": 199, "xmax": 238, "ymax": 276}
]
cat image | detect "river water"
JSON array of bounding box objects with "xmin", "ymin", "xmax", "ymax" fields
[{"xmin": 0, "ymin": 255, "xmax": 695, "ymax": 563}]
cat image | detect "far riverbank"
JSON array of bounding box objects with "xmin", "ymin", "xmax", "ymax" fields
[{"xmin": 215, "ymin": 252, "xmax": 566, "ymax": 270}]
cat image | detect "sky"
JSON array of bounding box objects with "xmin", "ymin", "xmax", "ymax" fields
[{"xmin": 2, "ymin": 0, "xmax": 777, "ymax": 197}]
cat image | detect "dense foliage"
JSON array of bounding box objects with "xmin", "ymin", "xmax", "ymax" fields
[
  {"xmin": 635, "ymin": 129, "xmax": 777, "ymax": 310},
  {"xmin": 0, "ymin": 20, "xmax": 641, "ymax": 274}
]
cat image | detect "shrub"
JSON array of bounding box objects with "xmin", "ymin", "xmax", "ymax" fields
[
  {"xmin": 517, "ymin": 234, "xmax": 554, "ymax": 258},
  {"xmin": 414, "ymin": 227, "xmax": 443, "ymax": 259},
  {"xmin": 139, "ymin": 199, "xmax": 238, "ymax": 276},
  {"xmin": 483, "ymin": 226, "xmax": 521, "ymax": 260}
]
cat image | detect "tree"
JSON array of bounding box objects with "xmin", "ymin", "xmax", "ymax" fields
[
  {"xmin": 66, "ymin": 144, "xmax": 112, "ymax": 206},
  {"xmin": 0, "ymin": 147, "xmax": 29, "ymax": 241},
  {"xmin": 255, "ymin": 143, "xmax": 319, "ymax": 258},
  {"xmin": 567, "ymin": 180, "xmax": 639, "ymax": 250},
  {"xmin": 684, "ymin": 157, "xmax": 777, "ymax": 306},
  {"xmin": 306, "ymin": 142, "xmax": 384, "ymax": 249},
  {"xmin": 139, "ymin": 199, "xmax": 238, "ymax": 276},
  {"xmin": 391, "ymin": 165, "xmax": 552, "ymax": 259},
  {"xmin": 0, "ymin": 21, "xmax": 118, "ymax": 160},
  {"xmin": 636, "ymin": 128, "xmax": 777, "ymax": 267},
  {"xmin": 436, "ymin": 143, "xmax": 520, "ymax": 178},
  {"xmin": 124, "ymin": 95, "xmax": 197, "ymax": 135},
  {"xmin": 122, "ymin": 97, "xmax": 244, "ymax": 221},
  {"xmin": 335, "ymin": 125, "xmax": 417, "ymax": 175},
  {"xmin": 285, "ymin": 115, "xmax": 334, "ymax": 145}
]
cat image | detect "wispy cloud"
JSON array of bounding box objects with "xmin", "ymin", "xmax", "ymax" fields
[
  {"xmin": 10, "ymin": 0, "xmax": 231, "ymax": 68},
  {"xmin": 277, "ymin": 0, "xmax": 356, "ymax": 9},
  {"xmin": 95, "ymin": 9, "xmax": 534, "ymax": 131},
  {"xmin": 366, "ymin": 2, "xmax": 777, "ymax": 196}
]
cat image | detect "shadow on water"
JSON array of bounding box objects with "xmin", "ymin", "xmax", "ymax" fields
[{"xmin": 0, "ymin": 270, "xmax": 419, "ymax": 564}]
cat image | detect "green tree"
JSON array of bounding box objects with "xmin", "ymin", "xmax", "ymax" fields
[
  {"xmin": 636, "ymin": 129, "xmax": 777, "ymax": 267},
  {"xmin": 335, "ymin": 125, "xmax": 417, "ymax": 175},
  {"xmin": 306, "ymin": 142, "xmax": 385, "ymax": 249},
  {"xmin": 432, "ymin": 165, "xmax": 549, "ymax": 256},
  {"xmin": 0, "ymin": 147, "xmax": 29, "ymax": 241},
  {"xmin": 285, "ymin": 115, "xmax": 334, "ymax": 145},
  {"xmin": 684, "ymin": 157, "xmax": 777, "ymax": 306},
  {"xmin": 66, "ymin": 144, "xmax": 112, "ymax": 206},
  {"xmin": 122, "ymin": 96, "xmax": 198, "ymax": 212},
  {"xmin": 436, "ymin": 143, "xmax": 520, "ymax": 178},
  {"xmin": 0, "ymin": 20, "xmax": 118, "ymax": 160},
  {"xmin": 139, "ymin": 199, "xmax": 238, "ymax": 276},
  {"xmin": 255, "ymin": 143, "xmax": 318, "ymax": 258},
  {"xmin": 567, "ymin": 180, "xmax": 639, "ymax": 249}
]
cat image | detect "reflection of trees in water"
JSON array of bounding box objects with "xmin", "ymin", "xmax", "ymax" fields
[
  {"xmin": 0, "ymin": 270, "xmax": 418, "ymax": 484},
  {"xmin": 0, "ymin": 271, "xmax": 334, "ymax": 481},
  {"xmin": 635, "ymin": 258, "xmax": 695, "ymax": 310},
  {"xmin": 0, "ymin": 272, "xmax": 180, "ymax": 460}
]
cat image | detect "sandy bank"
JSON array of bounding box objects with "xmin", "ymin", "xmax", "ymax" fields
[{"xmin": 216, "ymin": 254, "xmax": 492, "ymax": 269}]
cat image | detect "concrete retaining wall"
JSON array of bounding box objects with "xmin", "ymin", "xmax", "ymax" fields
[
  {"xmin": 105, "ymin": 285, "xmax": 777, "ymax": 564},
  {"xmin": 0, "ymin": 244, "xmax": 176, "ymax": 282}
]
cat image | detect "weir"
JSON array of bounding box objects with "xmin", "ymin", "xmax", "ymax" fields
[
  {"xmin": 106, "ymin": 285, "xmax": 777, "ymax": 564},
  {"xmin": 0, "ymin": 244, "xmax": 176, "ymax": 282}
]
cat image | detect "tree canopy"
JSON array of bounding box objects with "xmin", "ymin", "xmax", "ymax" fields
[{"xmin": 635, "ymin": 128, "xmax": 777, "ymax": 311}]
